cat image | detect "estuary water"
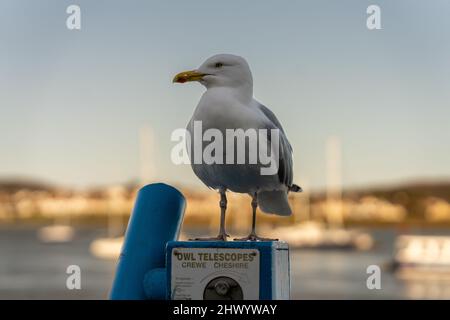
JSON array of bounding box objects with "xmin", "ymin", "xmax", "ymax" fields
[{"xmin": 1, "ymin": 226, "xmax": 450, "ymax": 299}]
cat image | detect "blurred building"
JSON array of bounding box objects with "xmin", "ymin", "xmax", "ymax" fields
[{"xmin": 1, "ymin": 182, "xmax": 450, "ymax": 226}]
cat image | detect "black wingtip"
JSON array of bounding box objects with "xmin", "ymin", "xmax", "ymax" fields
[{"xmin": 289, "ymin": 184, "xmax": 302, "ymax": 192}]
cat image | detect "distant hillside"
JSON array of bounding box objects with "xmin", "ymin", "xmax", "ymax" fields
[
  {"xmin": 1, "ymin": 176, "xmax": 449, "ymax": 201},
  {"xmin": 0, "ymin": 178, "xmax": 55, "ymax": 193},
  {"xmin": 348, "ymin": 181, "xmax": 450, "ymax": 201}
]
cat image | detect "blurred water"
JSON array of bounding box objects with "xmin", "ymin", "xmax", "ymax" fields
[{"xmin": 1, "ymin": 226, "xmax": 450, "ymax": 299}]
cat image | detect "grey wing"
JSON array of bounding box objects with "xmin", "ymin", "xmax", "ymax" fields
[
  {"xmin": 187, "ymin": 118, "xmax": 217, "ymax": 190},
  {"xmin": 257, "ymin": 102, "xmax": 294, "ymax": 188}
]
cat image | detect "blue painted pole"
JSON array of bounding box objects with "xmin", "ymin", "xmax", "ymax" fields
[
  {"xmin": 143, "ymin": 268, "xmax": 167, "ymax": 300},
  {"xmin": 110, "ymin": 183, "xmax": 185, "ymax": 300}
]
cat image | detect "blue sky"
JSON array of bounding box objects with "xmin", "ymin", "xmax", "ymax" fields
[{"xmin": 1, "ymin": 0, "xmax": 449, "ymax": 190}]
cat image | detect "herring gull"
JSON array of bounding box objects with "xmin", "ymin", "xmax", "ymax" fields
[{"xmin": 173, "ymin": 54, "xmax": 301, "ymax": 241}]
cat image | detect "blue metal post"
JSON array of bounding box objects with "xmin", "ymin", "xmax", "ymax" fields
[{"xmin": 110, "ymin": 183, "xmax": 185, "ymax": 300}]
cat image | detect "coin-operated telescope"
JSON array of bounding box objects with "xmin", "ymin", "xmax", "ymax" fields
[{"xmin": 110, "ymin": 183, "xmax": 290, "ymax": 300}]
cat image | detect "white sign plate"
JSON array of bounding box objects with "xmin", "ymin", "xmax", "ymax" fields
[{"xmin": 171, "ymin": 247, "xmax": 260, "ymax": 300}]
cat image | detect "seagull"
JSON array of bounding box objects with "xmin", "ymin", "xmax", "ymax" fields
[{"xmin": 173, "ymin": 54, "xmax": 301, "ymax": 241}]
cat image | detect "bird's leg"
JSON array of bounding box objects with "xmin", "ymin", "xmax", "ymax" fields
[
  {"xmin": 217, "ymin": 190, "xmax": 229, "ymax": 239},
  {"xmin": 249, "ymin": 193, "xmax": 258, "ymax": 236},
  {"xmin": 192, "ymin": 189, "xmax": 229, "ymax": 241},
  {"xmin": 234, "ymin": 192, "xmax": 277, "ymax": 241}
]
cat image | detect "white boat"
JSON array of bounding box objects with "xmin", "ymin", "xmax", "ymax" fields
[
  {"xmin": 37, "ymin": 224, "xmax": 75, "ymax": 243},
  {"xmin": 90, "ymin": 236, "xmax": 124, "ymax": 260},
  {"xmin": 90, "ymin": 186, "xmax": 128, "ymax": 260},
  {"xmin": 90, "ymin": 232, "xmax": 188, "ymax": 260},
  {"xmin": 393, "ymin": 235, "xmax": 450, "ymax": 277},
  {"xmin": 263, "ymin": 221, "xmax": 374, "ymax": 251}
]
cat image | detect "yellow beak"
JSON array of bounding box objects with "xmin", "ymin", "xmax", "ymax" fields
[{"xmin": 172, "ymin": 70, "xmax": 205, "ymax": 83}]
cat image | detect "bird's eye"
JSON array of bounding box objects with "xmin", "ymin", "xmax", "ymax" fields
[{"xmin": 215, "ymin": 62, "xmax": 223, "ymax": 68}]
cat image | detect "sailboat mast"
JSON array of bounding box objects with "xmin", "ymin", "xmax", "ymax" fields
[
  {"xmin": 326, "ymin": 136, "xmax": 343, "ymax": 227},
  {"xmin": 139, "ymin": 126, "xmax": 154, "ymax": 187}
]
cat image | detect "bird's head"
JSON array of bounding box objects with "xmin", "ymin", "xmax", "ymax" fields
[{"xmin": 173, "ymin": 54, "xmax": 253, "ymax": 91}]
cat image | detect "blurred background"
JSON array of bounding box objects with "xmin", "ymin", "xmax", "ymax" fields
[{"xmin": 1, "ymin": 0, "xmax": 450, "ymax": 299}]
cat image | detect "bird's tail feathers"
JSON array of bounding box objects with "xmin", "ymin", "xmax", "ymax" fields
[
  {"xmin": 289, "ymin": 184, "xmax": 302, "ymax": 193},
  {"xmin": 258, "ymin": 190, "xmax": 292, "ymax": 216}
]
